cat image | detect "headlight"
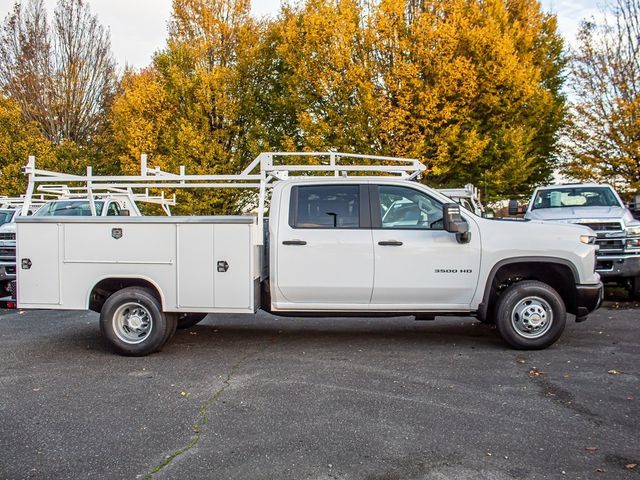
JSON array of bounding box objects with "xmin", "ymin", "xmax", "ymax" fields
[
  {"xmin": 627, "ymin": 226, "xmax": 640, "ymax": 249},
  {"xmin": 626, "ymin": 225, "xmax": 640, "ymax": 237},
  {"xmin": 580, "ymin": 234, "xmax": 596, "ymax": 244}
]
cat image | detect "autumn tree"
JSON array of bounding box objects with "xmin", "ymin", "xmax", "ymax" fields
[
  {"xmin": 110, "ymin": 0, "xmax": 565, "ymax": 208},
  {"xmin": 0, "ymin": 96, "xmax": 52, "ymax": 195},
  {"xmin": 109, "ymin": 0, "xmax": 263, "ymax": 214},
  {"xmin": 260, "ymin": 0, "xmax": 565, "ymax": 199},
  {"xmin": 564, "ymin": 0, "xmax": 640, "ymax": 192},
  {"xmin": 0, "ymin": 94, "xmax": 114, "ymax": 195},
  {"xmin": 0, "ymin": 0, "xmax": 117, "ymax": 145}
]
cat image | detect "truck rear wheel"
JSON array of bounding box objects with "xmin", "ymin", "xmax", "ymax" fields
[
  {"xmin": 99, "ymin": 287, "xmax": 176, "ymax": 356},
  {"xmin": 494, "ymin": 280, "xmax": 566, "ymax": 350},
  {"xmin": 176, "ymin": 313, "xmax": 208, "ymax": 329}
]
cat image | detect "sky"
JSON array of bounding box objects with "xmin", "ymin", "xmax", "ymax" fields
[{"xmin": 0, "ymin": 0, "xmax": 603, "ymax": 70}]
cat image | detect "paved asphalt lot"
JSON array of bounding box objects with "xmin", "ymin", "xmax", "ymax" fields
[{"xmin": 0, "ymin": 300, "xmax": 638, "ymax": 480}]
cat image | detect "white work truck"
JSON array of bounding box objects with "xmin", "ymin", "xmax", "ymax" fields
[{"xmin": 16, "ymin": 153, "xmax": 603, "ymax": 355}]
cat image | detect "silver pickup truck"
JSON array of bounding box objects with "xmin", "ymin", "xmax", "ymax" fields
[{"xmin": 521, "ymin": 183, "xmax": 640, "ymax": 300}]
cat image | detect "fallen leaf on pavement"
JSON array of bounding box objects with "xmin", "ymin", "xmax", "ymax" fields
[{"xmin": 529, "ymin": 368, "xmax": 545, "ymax": 377}]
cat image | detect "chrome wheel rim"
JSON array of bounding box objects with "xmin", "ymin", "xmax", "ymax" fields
[
  {"xmin": 511, "ymin": 296, "xmax": 553, "ymax": 339},
  {"xmin": 112, "ymin": 302, "xmax": 153, "ymax": 344}
]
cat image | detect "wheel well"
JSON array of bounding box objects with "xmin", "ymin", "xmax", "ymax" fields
[
  {"xmin": 482, "ymin": 262, "xmax": 577, "ymax": 319},
  {"xmin": 89, "ymin": 278, "xmax": 162, "ymax": 313}
]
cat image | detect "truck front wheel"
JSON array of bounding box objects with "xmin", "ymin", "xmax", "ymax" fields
[
  {"xmin": 495, "ymin": 280, "xmax": 566, "ymax": 350},
  {"xmin": 99, "ymin": 287, "xmax": 177, "ymax": 356}
]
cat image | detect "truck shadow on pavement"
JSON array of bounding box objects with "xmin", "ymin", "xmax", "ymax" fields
[
  {"xmin": 163, "ymin": 315, "xmax": 506, "ymax": 355},
  {"xmin": 3, "ymin": 308, "xmax": 615, "ymax": 358},
  {"xmin": 48, "ymin": 314, "xmax": 505, "ymax": 356}
]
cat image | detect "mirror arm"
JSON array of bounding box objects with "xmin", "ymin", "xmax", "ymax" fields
[{"xmin": 456, "ymin": 231, "xmax": 471, "ymax": 244}]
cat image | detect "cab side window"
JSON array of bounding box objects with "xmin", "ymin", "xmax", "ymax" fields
[
  {"xmin": 290, "ymin": 185, "xmax": 360, "ymax": 228},
  {"xmin": 106, "ymin": 202, "xmax": 121, "ymax": 216},
  {"xmin": 377, "ymin": 185, "xmax": 443, "ymax": 230}
]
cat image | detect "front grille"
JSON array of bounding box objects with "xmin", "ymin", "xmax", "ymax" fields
[
  {"xmin": 578, "ymin": 221, "xmax": 623, "ymax": 231},
  {"xmin": 596, "ymin": 239, "xmax": 626, "ymax": 253},
  {"xmin": 0, "ymin": 233, "xmax": 15, "ymax": 240}
]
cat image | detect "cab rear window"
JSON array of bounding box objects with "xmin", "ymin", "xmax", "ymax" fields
[{"xmin": 290, "ymin": 185, "xmax": 360, "ymax": 228}]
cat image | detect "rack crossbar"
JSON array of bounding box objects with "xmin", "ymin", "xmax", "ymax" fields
[{"xmin": 21, "ymin": 151, "xmax": 427, "ymax": 243}]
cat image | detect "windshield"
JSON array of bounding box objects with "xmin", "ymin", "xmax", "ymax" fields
[
  {"xmin": 34, "ymin": 201, "xmax": 105, "ymax": 216},
  {"xmin": 531, "ymin": 187, "xmax": 621, "ymax": 210},
  {"xmin": 0, "ymin": 210, "xmax": 15, "ymax": 225}
]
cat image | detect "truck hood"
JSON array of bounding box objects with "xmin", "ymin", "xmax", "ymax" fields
[
  {"xmin": 486, "ymin": 217, "xmax": 593, "ymax": 236},
  {"xmin": 0, "ymin": 222, "xmax": 16, "ymax": 234},
  {"xmin": 526, "ymin": 206, "xmax": 633, "ymax": 223}
]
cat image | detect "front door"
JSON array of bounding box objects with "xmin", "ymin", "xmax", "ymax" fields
[
  {"xmin": 370, "ymin": 184, "xmax": 481, "ymax": 309},
  {"xmin": 276, "ymin": 184, "xmax": 374, "ymax": 306}
]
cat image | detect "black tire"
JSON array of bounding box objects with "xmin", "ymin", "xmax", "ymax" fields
[
  {"xmin": 99, "ymin": 287, "xmax": 176, "ymax": 356},
  {"xmin": 494, "ymin": 280, "xmax": 566, "ymax": 350},
  {"xmin": 162, "ymin": 313, "xmax": 179, "ymax": 345},
  {"xmin": 176, "ymin": 313, "xmax": 208, "ymax": 330},
  {"xmin": 629, "ymin": 275, "xmax": 640, "ymax": 301}
]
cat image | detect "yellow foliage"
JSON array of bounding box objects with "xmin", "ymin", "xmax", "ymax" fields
[{"xmin": 108, "ymin": 0, "xmax": 565, "ymax": 204}]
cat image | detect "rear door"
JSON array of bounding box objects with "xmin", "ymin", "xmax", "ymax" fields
[
  {"xmin": 370, "ymin": 184, "xmax": 481, "ymax": 308},
  {"xmin": 275, "ymin": 184, "xmax": 374, "ymax": 305}
]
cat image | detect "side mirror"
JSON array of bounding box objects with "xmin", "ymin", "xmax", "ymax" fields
[
  {"xmin": 508, "ymin": 199, "xmax": 519, "ymax": 216},
  {"xmin": 119, "ymin": 209, "xmax": 130, "ymax": 216},
  {"xmin": 443, "ymin": 203, "xmax": 471, "ymax": 244}
]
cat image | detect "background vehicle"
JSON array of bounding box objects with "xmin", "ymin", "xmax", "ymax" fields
[
  {"xmin": 0, "ymin": 197, "xmax": 47, "ymax": 304},
  {"xmin": 630, "ymin": 194, "xmax": 640, "ymax": 220},
  {"xmin": 437, "ymin": 184, "xmax": 487, "ymax": 217},
  {"xmin": 520, "ymin": 183, "xmax": 640, "ymax": 300},
  {"xmin": 16, "ymin": 153, "xmax": 602, "ymax": 355},
  {"xmin": 1, "ymin": 160, "xmax": 176, "ymax": 306}
]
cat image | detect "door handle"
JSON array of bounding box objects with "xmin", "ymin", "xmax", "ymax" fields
[
  {"xmin": 378, "ymin": 240, "xmax": 403, "ymax": 246},
  {"xmin": 282, "ymin": 240, "xmax": 307, "ymax": 245}
]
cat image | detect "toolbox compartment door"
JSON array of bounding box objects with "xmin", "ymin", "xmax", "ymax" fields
[{"xmin": 17, "ymin": 223, "xmax": 60, "ymax": 305}]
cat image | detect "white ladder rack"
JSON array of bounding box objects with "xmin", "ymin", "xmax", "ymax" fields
[{"xmin": 21, "ymin": 151, "xmax": 426, "ymax": 241}]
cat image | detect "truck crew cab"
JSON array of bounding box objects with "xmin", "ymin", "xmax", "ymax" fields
[{"xmin": 16, "ymin": 153, "xmax": 603, "ymax": 355}]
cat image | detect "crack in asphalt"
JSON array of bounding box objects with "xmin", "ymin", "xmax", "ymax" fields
[{"xmin": 143, "ymin": 342, "xmax": 272, "ymax": 479}]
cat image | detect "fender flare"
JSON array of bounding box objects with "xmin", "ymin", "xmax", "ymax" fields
[
  {"xmin": 86, "ymin": 275, "xmax": 167, "ymax": 311},
  {"xmin": 478, "ymin": 256, "xmax": 579, "ymax": 320}
]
